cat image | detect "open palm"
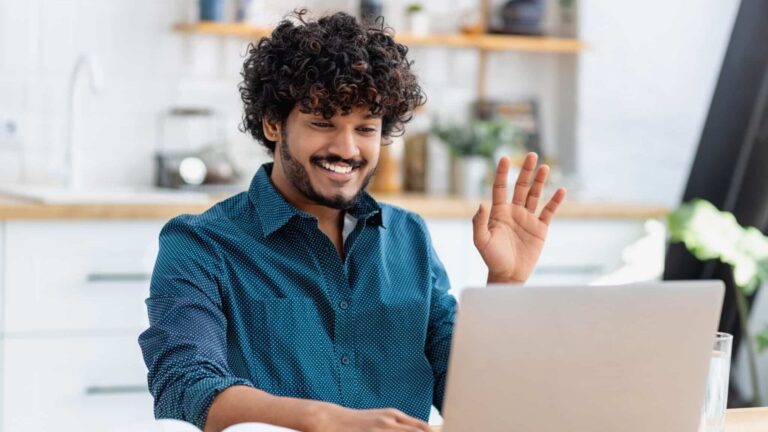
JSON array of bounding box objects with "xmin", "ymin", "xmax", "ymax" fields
[{"xmin": 472, "ymin": 153, "xmax": 566, "ymax": 284}]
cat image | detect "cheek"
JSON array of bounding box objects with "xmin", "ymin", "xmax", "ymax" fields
[
  {"xmin": 365, "ymin": 141, "xmax": 381, "ymax": 164},
  {"xmin": 289, "ymin": 134, "xmax": 321, "ymax": 162}
]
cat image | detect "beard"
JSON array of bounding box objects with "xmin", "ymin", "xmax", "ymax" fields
[{"xmin": 278, "ymin": 129, "xmax": 376, "ymax": 210}]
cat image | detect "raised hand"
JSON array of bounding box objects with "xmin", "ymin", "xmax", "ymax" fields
[{"xmin": 472, "ymin": 153, "xmax": 566, "ymax": 284}]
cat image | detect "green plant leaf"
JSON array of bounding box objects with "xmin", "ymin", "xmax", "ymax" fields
[
  {"xmin": 756, "ymin": 326, "xmax": 768, "ymax": 353},
  {"xmin": 668, "ymin": 199, "xmax": 768, "ymax": 348},
  {"xmin": 667, "ymin": 199, "xmax": 768, "ymax": 295},
  {"xmin": 406, "ymin": 3, "xmax": 423, "ymax": 13},
  {"xmin": 430, "ymin": 116, "xmax": 520, "ymax": 159}
]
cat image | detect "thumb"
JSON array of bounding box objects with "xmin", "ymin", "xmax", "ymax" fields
[{"xmin": 472, "ymin": 203, "xmax": 491, "ymax": 249}]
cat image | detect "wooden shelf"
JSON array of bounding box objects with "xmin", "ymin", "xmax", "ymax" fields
[{"xmin": 173, "ymin": 22, "xmax": 585, "ymax": 54}]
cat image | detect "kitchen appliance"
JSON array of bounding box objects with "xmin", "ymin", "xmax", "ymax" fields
[{"xmin": 155, "ymin": 107, "xmax": 240, "ymax": 191}]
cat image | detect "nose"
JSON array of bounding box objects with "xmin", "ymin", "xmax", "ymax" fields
[{"xmin": 326, "ymin": 127, "xmax": 361, "ymax": 161}]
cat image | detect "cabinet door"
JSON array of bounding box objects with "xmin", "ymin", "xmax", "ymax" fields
[
  {"xmin": 4, "ymin": 220, "xmax": 164, "ymax": 333},
  {"xmin": 0, "ymin": 222, "xmax": 5, "ymax": 334},
  {"xmin": 426, "ymin": 218, "xmax": 664, "ymax": 298},
  {"xmin": 533, "ymin": 219, "xmax": 657, "ymax": 284},
  {"xmin": 424, "ymin": 220, "xmax": 481, "ymax": 294},
  {"xmin": 2, "ymin": 333, "xmax": 156, "ymax": 432}
]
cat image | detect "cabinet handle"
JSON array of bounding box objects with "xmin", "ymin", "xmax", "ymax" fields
[
  {"xmin": 86, "ymin": 273, "xmax": 151, "ymax": 283},
  {"xmin": 84, "ymin": 384, "xmax": 148, "ymax": 395}
]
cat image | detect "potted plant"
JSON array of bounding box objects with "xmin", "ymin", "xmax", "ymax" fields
[
  {"xmin": 668, "ymin": 198, "xmax": 768, "ymax": 406},
  {"xmin": 431, "ymin": 117, "xmax": 518, "ymax": 198},
  {"xmin": 405, "ymin": 3, "xmax": 430, "ymax": 35}
]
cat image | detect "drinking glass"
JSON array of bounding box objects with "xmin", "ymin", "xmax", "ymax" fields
[{"xmin": 701, "ymin": 332, "xmax": 733, "ymax": 432}]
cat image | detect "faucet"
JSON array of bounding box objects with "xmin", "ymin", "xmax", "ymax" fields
[{"xmin": 64, "ymin": 55, "xmax": 103, "ymax": 190}]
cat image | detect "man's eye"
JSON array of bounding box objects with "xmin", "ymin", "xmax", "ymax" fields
[
  {"xmin": 312, "ymin": 122, "xmax": 332, "ymax": 128},
  {"xmin": 358, "ymin": 127, "xmax": 377, "ymax": 133}
]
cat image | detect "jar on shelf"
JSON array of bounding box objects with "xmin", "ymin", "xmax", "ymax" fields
[{"xmin": 360, "ymin": 0, "xmax": 383, "ymax": 26}]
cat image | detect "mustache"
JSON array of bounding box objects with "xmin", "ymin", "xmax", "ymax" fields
[{"xmin": 310, "ymin": 155, "xmax": 366, "ymax": 168}]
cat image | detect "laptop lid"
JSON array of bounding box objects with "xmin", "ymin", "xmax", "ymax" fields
[{"xmin": 441, "ymin": 281, "xmax": 724, "ymax": 432}]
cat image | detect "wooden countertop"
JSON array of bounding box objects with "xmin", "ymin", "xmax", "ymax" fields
[
  {"xmin": 0, "ymin": 194, "xmax": 669, "ymax": 221},
  {"xmin": 725, "ymin": 407, "xmax": 768, "ymax": 432},
  {"xmin": 428, "ymin": 407, "xmax": 768, "ymax": 431}
]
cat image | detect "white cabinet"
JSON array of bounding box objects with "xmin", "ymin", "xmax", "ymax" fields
[
  {"xmin": 0, "ymin": 222, "xmax": 4, "ymax": 334},
  {"xmin": 533, "ymin": 219, "xmax": 665, "ymax": 285},
  {"xmin": 2, "ymin": 334, "xmax": 156, "ymax": 432},
  {"xmin": 0, "ymin": 219, "xmax": 165, "ymax": 432},
  {"xmin": 3, "ymin": 220, "xmax": 163, "ymax": 333},
  {"xmin": 426, "ymin": 218, "xmax": 666, "ymax": 298}
]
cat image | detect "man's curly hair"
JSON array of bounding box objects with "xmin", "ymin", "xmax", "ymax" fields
[{"xmin": 239, "ymin": 9, "xmax": 426, "ymax": 155}]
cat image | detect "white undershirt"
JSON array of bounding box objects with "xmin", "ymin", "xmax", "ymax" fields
[{"xmin": 342, "ymin": 212, "xmax": 358, "ymax": 243}]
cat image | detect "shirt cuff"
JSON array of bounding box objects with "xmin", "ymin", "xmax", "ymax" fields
[{"xmin": 185, "ymin": 376, "xmax": 254, "ymax": 430}]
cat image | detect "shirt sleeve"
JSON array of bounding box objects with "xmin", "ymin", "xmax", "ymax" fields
[
  {"xmin": 420, "ymin": 218, "xmax": 458, "ymax": 413},
  {"xmin": 138, "ymin": 217, "xmax": 254, "ymax": 429}
]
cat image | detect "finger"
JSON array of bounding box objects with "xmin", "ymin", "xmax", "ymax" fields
[
  {"xmin": 395, "ymin": 420, "xmax": 431, "ymax": 432},
  {"xmin": 539, "ymin": 187, "xmax": 567, "ymax": 225},
  {"xmin": 492, "ymin": 156, "xmax": 511, "ymax": 205},
  {"xmin": 525, "ymin": 164, "xmax": 549, "ymax": 213},
  {"xmin": 393, "ymin": 411, "xmax": 431, "ymax": 432},
  {"xmin": 472, "ymin": 203, "xmax": 491, "ymax": 249},
  {"xmin": 397, "ymin": 426, "xmax": 428, "ymax": 432},
  {"xmin": 512, "ymin": 152, "xmax": 538, "ymax": 206}
]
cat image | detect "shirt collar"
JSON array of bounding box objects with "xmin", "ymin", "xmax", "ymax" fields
[{"xmin": 249, "ymin": 163, "xmax": 384, "ymax": 238}]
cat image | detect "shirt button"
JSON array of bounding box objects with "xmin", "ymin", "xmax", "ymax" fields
[
  {"xmin": 341, "ymin": 355, "xmax": 350, "ymax": 365},
  {"xmin": 339, "ymin": 300, "xmax": 349, "ymax": 310}
]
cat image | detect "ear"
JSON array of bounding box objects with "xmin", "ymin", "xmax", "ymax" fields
[{"xmin": 262, "ymin": 117, "xmax": 281, "ymax": 142}]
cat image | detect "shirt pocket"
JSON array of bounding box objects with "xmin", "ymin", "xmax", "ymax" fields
[{"xmin": 236, "ymin": 297, "xmax": 338, "ymax": 397}]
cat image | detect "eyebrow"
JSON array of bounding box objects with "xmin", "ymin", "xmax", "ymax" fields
[{"xmin": 308, "ymin": 113, "xmax": 382, "ymax": 120}]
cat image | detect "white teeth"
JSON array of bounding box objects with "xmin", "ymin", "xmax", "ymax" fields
[{"xmin": 320, "ymin": 161, "xmax": 353, "ymax": 174}]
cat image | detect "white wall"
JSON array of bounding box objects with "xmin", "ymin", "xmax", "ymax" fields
[
  {"xmin": 0, "ymin": 0, "xmax": 575, "ymax": 190},
  {"xmin": 576, "ymin": 0, "xmax": 740, "ymax": 206}
]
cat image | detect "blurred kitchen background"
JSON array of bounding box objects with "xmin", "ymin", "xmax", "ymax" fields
[
  {"xmin": 0, "ymin": 0, "xmax": 738, "ymax": 203},
  {"xmin": 3, "ymin": 0, "xmax": 768, "ymax": 430}
]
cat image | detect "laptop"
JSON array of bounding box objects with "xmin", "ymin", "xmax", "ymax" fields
[{"xmin": 441, "ymin": 281, "xmax": 725, "ymax": 432}]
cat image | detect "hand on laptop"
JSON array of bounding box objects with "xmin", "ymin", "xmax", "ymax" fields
[
  {"xmin": 308, "ymin": 403, "xmax": 432, "ymax": 432},
  {"xmin": 472, "ymin": 153, "xmax": 566, "ymax": 284}
]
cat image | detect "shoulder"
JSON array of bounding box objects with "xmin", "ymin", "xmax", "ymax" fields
[
  {"xmin": 377, "ymin": 203, "xmax": 444, "ymax": 272},
  {"xmin": 380, "ymin": 202, "xmax": 425, "ymax": 225},
  {"xmin": 159, "ymin": 192, "xmax": 251, "ymax": 248},
  {"xmin": 379, "ymin": 203, "xmax": 431, "ymax": 239}
]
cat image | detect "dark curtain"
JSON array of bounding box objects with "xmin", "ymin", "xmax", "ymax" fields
[{"xmin": 663, "ymin": 0, "xmax": 768, "ymax": 407}]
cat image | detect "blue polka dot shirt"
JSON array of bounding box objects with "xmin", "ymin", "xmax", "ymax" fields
[{"xmin": 138, "ymin": 163, "xmax": 457, "ymax": 429}]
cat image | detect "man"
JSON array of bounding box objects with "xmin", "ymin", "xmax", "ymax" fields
[{"xmin": 139, "ymin": 10, "xmax": 565, "ymax": 432}]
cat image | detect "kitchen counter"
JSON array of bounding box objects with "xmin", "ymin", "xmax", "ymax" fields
[
  {"xmin": 724, "ymin": 407, "xmax": 768, "ymax": 432},
  {"xmin": 0, "ymin": 194, "xmax": 668, "ymax": 220}
]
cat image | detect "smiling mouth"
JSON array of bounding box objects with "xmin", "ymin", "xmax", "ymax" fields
[
  {"xmin": 313, "ymin": 158, "xmax": 365, "ymax": 178},
  {"xmin": 319, "ymin": 161, "xmax": 355, "ymax": 174}
]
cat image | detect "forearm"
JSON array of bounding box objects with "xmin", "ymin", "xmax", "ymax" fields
[{"xmin": 204, "ymin": 385, "xmax": 327, "ymax": 432}]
